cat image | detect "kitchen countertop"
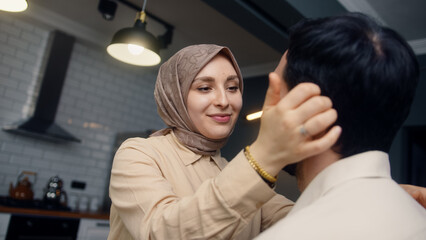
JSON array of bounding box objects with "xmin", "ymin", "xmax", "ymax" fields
[{"xmin": 0, "ymin": 205, "xmax": 109, "ymax": 220}]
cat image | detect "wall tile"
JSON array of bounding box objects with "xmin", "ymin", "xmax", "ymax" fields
[
  {"xmin": 7, "ymin": 36, "xmax": 29, "ymax": 50},
  {"xmin": 0, "ymin": 14, "xmax": 164, "ymax": 206}
]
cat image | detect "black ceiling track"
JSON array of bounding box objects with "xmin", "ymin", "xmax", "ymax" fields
[{"xmin": 202, "ymin": 0, "xmax": 305, "ymax": 53}]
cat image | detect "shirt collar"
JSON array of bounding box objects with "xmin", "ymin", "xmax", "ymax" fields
[
  {"xmin": 170, "ymin": 132, "xmax": 226, "ymax": 170},
  {"xmin": 211, "ymin": 151, "xmax": 227, "ymax": 170},
  {"xmin": 290, "ymin": 151, "xmax": 390, "ymax": 215}
]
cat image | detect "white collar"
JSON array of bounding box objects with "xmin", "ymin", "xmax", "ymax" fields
[{"xmin": 289, "ymin": 151, "xmax": 390, "ymax": 216}]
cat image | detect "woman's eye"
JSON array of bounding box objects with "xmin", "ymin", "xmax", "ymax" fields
[
  {"xmin": 228, "ymin": 86, "xmax": 239, "ymax": 92},
  {"xmin": 197, "ymin": 87, "xmax": 211, "ymax": 92}
]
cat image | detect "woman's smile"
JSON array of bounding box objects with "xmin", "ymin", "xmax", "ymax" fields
[{"xmin": 209, "ymin": 114, "xmax": 231, "ymax": 123}]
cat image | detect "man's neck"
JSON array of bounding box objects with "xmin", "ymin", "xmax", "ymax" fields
[{"xmin": 297, "ymin": 150, "xmax": 340, "ymax": 192}]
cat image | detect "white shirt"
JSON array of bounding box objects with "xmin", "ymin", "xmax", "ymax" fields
[{"xmin": 256, "ymin": 151, "xmax": 426, "ymax": 240}]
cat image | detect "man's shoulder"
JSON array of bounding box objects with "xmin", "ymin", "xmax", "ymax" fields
[
  {"xmin": 277, "ymin": 178, "xmax": 426, "ymax": 239},
  {"xmin": 258, "ymin": 180, "xmax": 426, "ymax": 239}
]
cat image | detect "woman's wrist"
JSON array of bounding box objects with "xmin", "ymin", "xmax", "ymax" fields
[
  {"xmin": 249, "ymin": 141, "xmax": 282, "ymax": 178},
  {"xmin": 244, "ymin": 145, "xmax": 277, "ymax": 188}
]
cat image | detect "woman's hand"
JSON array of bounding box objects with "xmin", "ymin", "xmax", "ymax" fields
[
  {"xmin": 400, "ymin": 184, "xmax": 426, "ymax": 208},
  {"xmin": 249, "ymin": 72, "xmax": 341, "ymax": 177}
]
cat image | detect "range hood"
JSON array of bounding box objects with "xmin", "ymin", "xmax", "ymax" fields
[{"xmin": 3, "ymin": 30, "xmax": 81, "ymax": 143}]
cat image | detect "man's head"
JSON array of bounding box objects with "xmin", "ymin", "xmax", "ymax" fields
[{"xmin": 281, "ymin": 13, "xmax": 419, "ymax": 160}]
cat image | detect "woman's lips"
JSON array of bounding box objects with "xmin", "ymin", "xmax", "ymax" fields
[{"xmin": 210, "ymin": 115, "xmax": 231, "ymax": 123}]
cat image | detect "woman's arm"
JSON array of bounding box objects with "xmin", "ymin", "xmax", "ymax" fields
[
  {"xmin": 260, "ymin": 194, "xmax": 294, "ymax": 232},
  {"xmin": 110, "ymin": 141, "xmax": 279, "ymax": 239}
]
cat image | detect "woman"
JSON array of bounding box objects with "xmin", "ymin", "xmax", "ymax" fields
[{"xmin": 108, "ymin": 44, "xmax": 341, "ymax": 239}]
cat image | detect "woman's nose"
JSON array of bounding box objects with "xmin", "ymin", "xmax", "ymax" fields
[{"xmin": 213, "ymin": 89, "xmax": 229, "ymax": 108}]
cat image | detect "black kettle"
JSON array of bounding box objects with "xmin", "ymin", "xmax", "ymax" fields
[{"xmin": 43, "ymin": 175, "xmax": 67, "ymax": 206}]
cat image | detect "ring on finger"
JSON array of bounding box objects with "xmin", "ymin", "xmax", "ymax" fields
[{"xmin": 300, "ymin": 125, "xmax": 310, "ymax": 137}]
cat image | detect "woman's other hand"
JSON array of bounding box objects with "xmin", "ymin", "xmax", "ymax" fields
[
  {"xmin": 250, "ymin": 72, "xmax": 341, "ymax": 177},
  {"xmin": 400, "ymin": 184, "xmax": 426, "ymax": 208}
]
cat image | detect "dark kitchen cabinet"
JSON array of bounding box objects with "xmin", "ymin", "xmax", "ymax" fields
[
  {"xmin": 6, "ymin": 214, "xmax": 80, "ymax": 240},
  {"xmin": 0, "ymin": 204, "xmax": 110, "ymax": 239}
]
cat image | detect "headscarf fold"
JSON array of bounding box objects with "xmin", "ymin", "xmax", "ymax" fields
[{"xmin": 151, "ymin": 44, "xmax": 243, "ymax": 155}]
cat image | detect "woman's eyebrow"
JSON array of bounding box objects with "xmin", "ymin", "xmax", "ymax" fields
[
  {"xmin": 227, "ymin": 75, "xmax": 239, "ymax": 81},
  {"xmin": 193, "ymin": 75, "xmax": 238, "ymax": 82},
  {"xmin": 193, "ymin": 76, "xmax": 214, "ymax": 82}
]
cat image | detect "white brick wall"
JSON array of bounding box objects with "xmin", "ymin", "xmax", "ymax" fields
[{"xmin": 0, "ymin": 13, "xmax": 165, "ymax": 210}]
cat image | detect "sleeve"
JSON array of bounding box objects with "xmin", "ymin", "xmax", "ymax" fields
[
  {"xmin": 260, "ymin": 194, "xmax": 294, "ymax": 232},
  {"xmin": 109, "ymin": 139, "xmax": 280, "ymax": 240}
]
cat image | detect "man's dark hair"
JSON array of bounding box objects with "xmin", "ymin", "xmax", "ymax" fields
[{"xmin": 285, "ymin": 12, "xmax": 419, "ymax": 158}]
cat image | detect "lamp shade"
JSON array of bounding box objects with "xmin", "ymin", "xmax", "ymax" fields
[
  {"xmin": 0, "ymin": 0, "xmax": 28, "ymax": 12},
  {"xmin": 107, "ymin": 20, "xmax": 161, "ymax": 66}
]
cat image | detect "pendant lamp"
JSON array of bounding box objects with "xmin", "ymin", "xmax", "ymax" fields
[
  {"xmin": 0, "ymin": 0, "xmax": 28, "ymax": 12},
  {"xmin": 107, "ymin": 0, "xmax": 170, "ymax": 66}
]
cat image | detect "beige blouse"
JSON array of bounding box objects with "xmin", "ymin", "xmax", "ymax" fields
[{"xmin": 108, "ymin": 132, "xmax": 294, "ymax": 240}]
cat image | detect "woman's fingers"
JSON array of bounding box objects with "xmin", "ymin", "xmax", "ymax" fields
[
  {"xmin": 302, "ymin": 108, "xmax": 338, "ymax": 137},
  {"xmin": 299, "ymin": 126, "xmax": 342, "ymax": 159},
  {"xmin": 252, "ymin": 82, "xmax": 341, "ymax": 175},
  {"xmin": 291, "ymin": 96, "xmax": 333, "ymax": 124},
  {"xmin": 262, "ymin": 72, "xmax": 283, "ymax": 111},
  {"xmin": 279, "ymin": 82, "xmax": 321, "ymax": 111}
]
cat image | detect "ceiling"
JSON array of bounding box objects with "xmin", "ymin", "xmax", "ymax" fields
[
  {"xmin": 23, "ymin": 0, "xmax": 282, "ymax": 75},
  {"xmin": 21, "ymin": 0, "xmax": 426, "ymax": 75},
  {"xmin": 337, "ymin": 0, "xmax": 426, "ymax": 54}
]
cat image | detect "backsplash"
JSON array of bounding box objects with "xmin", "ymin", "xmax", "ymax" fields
[{"xmin": 0, "ymin": 13, "xmax": 164, "ymax": 209}]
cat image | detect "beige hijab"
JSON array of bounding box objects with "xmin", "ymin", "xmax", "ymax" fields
[{"xmin": 151, "ymin": 44, "xmax": 243, "ymax": 155}]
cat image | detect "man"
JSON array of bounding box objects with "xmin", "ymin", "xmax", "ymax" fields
[{"xmin": 256, "ymin": 13, "xmax": 426, "ymax": 239}]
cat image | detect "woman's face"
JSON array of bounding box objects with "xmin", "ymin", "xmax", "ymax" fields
[{"xmin": 186, "ymin": 54, "xmax": 242, "ymax": 140}]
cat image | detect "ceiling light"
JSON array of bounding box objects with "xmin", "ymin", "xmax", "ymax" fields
[
  {"xmin": 246, "ymin": 111, "xmax": 263, "ymax": 121},
  {"xmin": 107, "ymin": 0, "xmax": 173, "ymax": 66},
  {"xmin": 0, "ymin": 0, "xmax": 28, "ymax": 12},
  {"xmin": 107, "ymin": 11, "xmax": 161, "ymax": 66}
]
